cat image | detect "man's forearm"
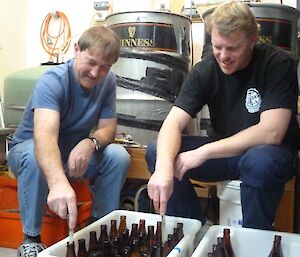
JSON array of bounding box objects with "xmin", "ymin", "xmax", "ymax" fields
[{"xmin": 35, "ymin": 138, "xmax": 67, "ymax": 189}]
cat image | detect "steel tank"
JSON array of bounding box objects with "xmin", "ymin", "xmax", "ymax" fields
[
  {"xmin": 249, "ymin": 3, "xmax": 300, "ymax": 56},
  {"xmin": 106, "ymin": 11, "xmax": 192, "ymax": 144}
]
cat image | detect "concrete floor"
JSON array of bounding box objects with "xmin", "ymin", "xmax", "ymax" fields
[{"xmin": 0, "ymin": 247, "xmax": 17, "ymax": 257}]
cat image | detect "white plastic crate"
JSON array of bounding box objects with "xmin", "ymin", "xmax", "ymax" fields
[
  {"xmin": 38, "ymin": 210, "xmax": 202, "ymax": 257},
  {"xmin": 192, "ymin": 225, "xmax": 300, "ymax": 257}
]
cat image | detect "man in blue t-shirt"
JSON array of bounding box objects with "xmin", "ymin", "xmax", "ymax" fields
[
  {"xmin": 146, "ymin": 1, "xmax": 300, "ymax": 231},
  {"xmin": 8, "ymin": 26, "xmax": 130, "ymax": 257}
]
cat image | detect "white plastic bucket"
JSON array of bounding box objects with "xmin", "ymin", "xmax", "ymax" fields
[{"xmin": 217, "ymin": 180, "xmax": 243, "ymax": 227}]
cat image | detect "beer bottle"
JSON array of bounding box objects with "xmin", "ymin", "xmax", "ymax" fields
[
  {"xmin": 137, "ymin": 229, "xmax": 147, "ymax": 254},
  {"xmin": 217, "ymin": 237, "xmax": 227, "ymax": 257},
  {"xmin": 121, "ymin": 246, "xmax": 132, "ymax": 257},
  {"xmin": 77, "ymin": 238, "xmax": 88, "ymax": 257},
  {"xmin": 129, "ymin": 223, "xmax": 139, "ymax": 247},
  {"xmin": 139, "ymin": 250, "xmax": 151, "ymax": 257},
  {"xmin": 150, "ymin": 244, "xmax": 160, "ymax": 257},
  {"xmin": 130, "ymin": 238, "xmax": 140, "ymax": 257},
  {"xmin": 88, "ymin": 230, "xmax": 99, "ymax": 253},
  {"xmin": 111, "ymin": 235, "xmax": 122, "ymax": 257},
  {"xmin": 155, "ymin": 221, "xmax": 162, "ymax": 248},
  {"xmin": 161, "ymin": 235, "xmax": 173, "ymax": 257},
  {"xmin": 268, "ymin": 235, "xmax": 284, "ymax": 257},
  {"xmin": 100, "ymin": 239, "xmax": 113, "ymax": 257},
  {"xmin": 98, "ymin": 224, "xmax": 109, "ymax": 251},
  {"xmin": 87, "ymin": 251, "xmax": 101, "ymax": 257},
  {"xmin": 146, "ymin": 225, "xmax": 155, "ymax": 251},
  {"xmin": 120, "ymin": 228, "xmax": 130, "ymax": 250},
  {"xmin": 118, "ymin": 215, "xmax": 127, "ymax": 235},
  {"xmin": 176, "ymin": 223, "xmax": 184, "ymax": 242},
  {"xmin": 66, "ymin": 241, "xmax": 76, "ymax": 257},
  {"xmin": 110, "ymin": 219, "xmax": 118, "ymax": 241},
  {"xmin": 223, "ymin": 228, "xmax": 235, "ymax": 257},
  {"xmin": 172, "ymin": 227, "xmax": 179, "ymax": 246},
  {"xmin": 138, "ymin": 219, "xmax": 147, "ymax": 243}
]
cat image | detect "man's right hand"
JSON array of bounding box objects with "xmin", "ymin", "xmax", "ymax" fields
[
  {"xmin": 147, "ymin": 169, "xmax": 174, "ymax": 215},
  {"xmin": 47, "ymin": 179, "xmax": 78, "ymax": 229}
]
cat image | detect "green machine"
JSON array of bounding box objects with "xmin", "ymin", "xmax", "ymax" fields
[{"xmin": 3, "ymin": 65, "xmax": 54, "ymax": 128}]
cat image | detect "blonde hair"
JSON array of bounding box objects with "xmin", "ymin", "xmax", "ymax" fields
[
  {"xmin": 204, "ymin": 1, "xmax": 259, "ymax": 37},
  {"xmin": 78, "ymin": 26, "xmax": 120, "ymax": 63}
]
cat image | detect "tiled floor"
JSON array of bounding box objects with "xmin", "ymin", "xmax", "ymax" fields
[{"xmin": 0, "ymin": 247, "xmax": 17, "ymax": 257}]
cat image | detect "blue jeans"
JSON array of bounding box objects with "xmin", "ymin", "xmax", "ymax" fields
[
  {"xmin": 7, "ymin": 139, "xmax": 130, "ymax": 237},
  {"xmin": 145, "ymin": 136, "xmax": 298, "ymax": 230}
]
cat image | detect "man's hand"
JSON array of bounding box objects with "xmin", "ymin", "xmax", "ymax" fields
[
  {"xmin": 147, "ymin": 169, "xmax": 174, "ymax": 215},
  {"xmin": 174, "ymin": 148, "xmax": 207, "ymax": 180},
  {"xmin": 67, "ymin": 139, "xmax": 95, "ymax": 178},
  {"xmin": 47, "ymin": 179, "xmax": 78, "ymax": 229}
]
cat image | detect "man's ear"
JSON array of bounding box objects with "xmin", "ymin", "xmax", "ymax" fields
[
  {"xmin": 250, "ymin": 34, "xmax": 258, "ymax": 49},
  {"xmin": 74, "ymin": 43, "xmax": 80, "ymax": 55}
]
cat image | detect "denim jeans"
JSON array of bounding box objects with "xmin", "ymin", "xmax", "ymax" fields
[
  {"xmin": 145, "ymin": 136, "xmax": 299, "ymax": 230},
  {"xmin": 7, "ymin": 139, "xmax": 130, "ymax": 237}
]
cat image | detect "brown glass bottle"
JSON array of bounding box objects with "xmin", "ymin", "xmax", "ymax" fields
[
  {"xmin": 77, "ymin": 238, "xmax": 88, "ymax": 257},
  {"xmin": 98, "ymin": 224, "xmax": 109, "ymax": 251},
  {"xmin": 87, "ymin": 251, "xmax": 102, "ymax": 257},
  {"xmin": 146, "ymin": 225, "xmax": 155, "ymax": 251},
  {"xmin": 130, "ymin": 238, "xmax": 140, "ymax": 257},
  {"xmin": 110, "ymin": 219, "xmax": 118, "ymax": 242},
  {"xmin": 129, "ymin": 223, "xmax": 139, "ymax": 246},
  {"xmin": 268, "ymin": 235, "xmax": 284, "ymax": 257},
  {"xmin": 138, "ymin": 219, "xmax": 147, "ymax": 243},
  {"xmin": 100, "ymin": 239, "xmax": 113, "ymax": 257},
  {"xmin": 66, "ymin": 241, "xmax": 76, "ymax": 257},
  {"xmin": 223, "ymin": 228, "xmax": 235, "ymax": 257},
  {"xmin": 118, "ymin": 215, "xmax": 127, "ymax": 235},
  {"xmin": 155, "ymin": 221, "xmax": 162, "ymax": 248},
  {"xmin": 137, "ymin": 229, "xmax": 147, "ymax": 254},
  {"xmin": 88, "ymin": 230, "xmax": 99, "ymax": 253},
  {"xmin": 139, "ymin": 250, "xmax": 151, "ymax": 257},
  {"xmin": 121, "ymin": 246, "xmax": 132, "ymax": 257},
  {"xmin": 161, "ymin": 234, "xmax": 175, "ymax": 257},
  {"xmin": 172, "ymin": 227, "xmax": 179, "ymax": 246},
  {"xmin": 217, "ymin": 237, "xmax": 227, "ymax": 257},
  {"xmin": 176, "ymin": 223, "xmax": 184, "ymax": 242},
  {"xmin": 120, "ymin": 228, "xmax": 130, "ymax": 250},
  {"xmin": 150, "ymin": 244, "xmax": 161, "ymax": 257},
  {"xmin": 111, "ymin": 235, "xmax": 122, "ymax": 257}
]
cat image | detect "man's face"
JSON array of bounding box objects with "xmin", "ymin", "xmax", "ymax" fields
[
  {"xmin": 74, "ymin": 45, "xmax": 113, "ymax": 90},
  {"xmin": 211, "ymin": 27, "xmax": 257, "ymax": 75}
]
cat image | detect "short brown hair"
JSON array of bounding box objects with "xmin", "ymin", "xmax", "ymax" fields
[
  {"xmin": 78, "ymin": 26, "xmax": 120, "ymax": 63},
  {"xmin": 204, "ymin": 1, "xmax": 259, "ymax": 37}
]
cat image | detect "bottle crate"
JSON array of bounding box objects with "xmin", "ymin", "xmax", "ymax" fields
[
  {"xmin": 191, "ymin": 225, "xmax": 300, "ymax": 257},
  {"xmin": 38, "ymin": 210, "xmax": 202, "ymax": 257}
]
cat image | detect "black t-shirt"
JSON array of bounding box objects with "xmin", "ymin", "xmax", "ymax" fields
[{"xmin": 175, "ymin": 44, "xmax": 300, "ymax": 149}]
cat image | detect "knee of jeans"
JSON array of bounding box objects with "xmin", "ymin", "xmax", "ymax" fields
[
  {"xmin": 107, "ymin": 144, "xmax": 131, "ymax": 168},
  {"xmin": 145, "ymin": 141, "xmax": 157, "ymax": 173},
  {"xmin": 239, "ymin": 146, "xmax": 287, "ymax": 188}
]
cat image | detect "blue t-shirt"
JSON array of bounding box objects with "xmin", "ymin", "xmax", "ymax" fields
[{"xmin": 10, "ymin": 59, "xmax": 117, "ymax": 160}]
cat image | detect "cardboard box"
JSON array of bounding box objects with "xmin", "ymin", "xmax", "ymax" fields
[
  {"xmin": 38, "ymin": 210, "xmax": 202, "ymax": 257},
  {"xmin": 191, "ymin": 225, "xmax": 300, "ymax": 257}
]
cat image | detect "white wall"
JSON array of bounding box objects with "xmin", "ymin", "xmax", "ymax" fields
[
  {"xmin": 26, "ymin": 0, "xmax": 97, "ymax": 67},
  {"xmin": 0, "ymin": 0, "xmax": 28, "ymax": 96},
  {"xmin": 0, "ymin": 0, "xmax": 299, "ymax": 97}
]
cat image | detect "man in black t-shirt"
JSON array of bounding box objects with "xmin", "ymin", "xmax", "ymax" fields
[{"xmin": 145, "ymin": 1, "xmax": 300, "ymax": 230}]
